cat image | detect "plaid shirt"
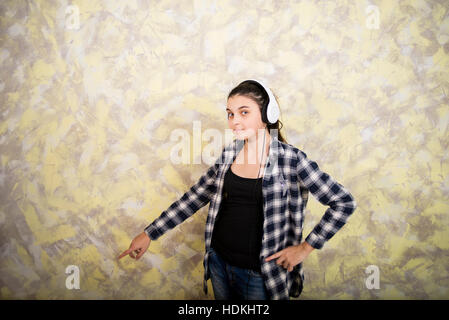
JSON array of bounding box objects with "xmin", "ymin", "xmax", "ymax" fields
[{"xmin": 144, "ymin": 134, "xmax": 357, "ymax": 300}]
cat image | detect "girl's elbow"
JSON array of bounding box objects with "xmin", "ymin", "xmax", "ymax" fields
[
  {"xmin": 348, "ymin": 196, "xmax": 357, "ymax": 214},
  {"xmin": 341, "ymin": 193, "xmax": 357, "ymax": 214}
]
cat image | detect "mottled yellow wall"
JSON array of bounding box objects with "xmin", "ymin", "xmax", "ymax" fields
[{"xmin": 1, "ymin": 0, "xmax": 448, "ymax": 300}]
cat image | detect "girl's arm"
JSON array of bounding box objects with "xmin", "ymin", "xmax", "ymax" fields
[
  {"xmin": 143, "ymin": 149, "xmax": 225, "ymax": 241},
  {"xmin": 265, "ymin": 148, "xmax": 357, "ymax": 271},
  {"xmin": 296, "ymin": 149, "xmax": 358, "ymax": 250}
]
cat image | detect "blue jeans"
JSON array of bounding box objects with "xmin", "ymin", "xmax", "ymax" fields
[{"xmin": 208, "ymin": 247, "xmax": 269, "ymax": 300}]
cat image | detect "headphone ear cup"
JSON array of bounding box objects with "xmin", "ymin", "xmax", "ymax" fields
[{"xmin": 266, "ymin": 101, "xmax": 280, "ymax": 124}]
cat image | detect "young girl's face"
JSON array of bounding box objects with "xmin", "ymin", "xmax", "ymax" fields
[{"xmin": 226, "ymin": 94, "xmax": 265, "ymax": 140}]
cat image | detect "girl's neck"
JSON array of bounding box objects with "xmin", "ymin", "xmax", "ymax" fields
[{"xmin": 244, "ymin": 128, "xmax": 271, "ymax": 160}]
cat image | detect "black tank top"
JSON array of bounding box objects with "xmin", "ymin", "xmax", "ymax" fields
[{"xmin": 211, "ymin": 166, "xmax": 264, "ymax": 271}]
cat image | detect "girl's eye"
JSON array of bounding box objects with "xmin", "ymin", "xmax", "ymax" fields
[{"xmin": 227, "ymin": 111, "xmax": 248, "ymax": 119}]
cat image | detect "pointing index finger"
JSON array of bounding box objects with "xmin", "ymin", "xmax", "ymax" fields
[
  {"xmin": 265, "ymin": 251, "xmax": 282, "ymax": 262},
  {"xmin": 118, "ymin": 249, "xmax": 131, "ymax": 260}
]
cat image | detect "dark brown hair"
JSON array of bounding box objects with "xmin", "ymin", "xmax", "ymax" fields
[{"xmin": 227, "ymin": 80, "xmax": 287, "ymax": 143}]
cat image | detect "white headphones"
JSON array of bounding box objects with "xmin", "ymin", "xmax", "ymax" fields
[{"xmin": 246, "ymin": 79, "xmax": 280, "ymax": 124}]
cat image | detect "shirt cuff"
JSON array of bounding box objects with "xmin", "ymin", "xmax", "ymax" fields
[
  {"xmin": 144, "ymin": 224, "xmax": 163, "ymax": 241},
  {"xmin": 305, "ymin": 230, "xmax": 326, "ymax": 250}
]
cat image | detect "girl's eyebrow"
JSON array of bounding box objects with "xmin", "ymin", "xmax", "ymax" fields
[{"xmin": 226, "ymin": 106, "xmax": 250, "ymax": 112}]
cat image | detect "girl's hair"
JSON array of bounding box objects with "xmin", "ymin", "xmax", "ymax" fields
[{"xmin": 227, "ymin": 80, "xmax": 287, "ymax": 143}]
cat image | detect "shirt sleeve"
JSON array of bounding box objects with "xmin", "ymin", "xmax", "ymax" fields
[
  {"xmin": 143, "ymin": 149, "xmax": 224, "ymax": 241},
  {"xmin": 296, "ymin": 149, "xmax": 357, "ymax": 250}
]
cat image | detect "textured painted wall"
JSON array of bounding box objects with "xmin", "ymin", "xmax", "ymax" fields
[{"xmin": 0, "ymin": 0, "xmax": 448, "ymax": 300}]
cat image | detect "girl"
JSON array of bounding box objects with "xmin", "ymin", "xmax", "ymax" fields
[{"xmin": 118, "ymin": 79, "xmax": 357, "ymax": 300}]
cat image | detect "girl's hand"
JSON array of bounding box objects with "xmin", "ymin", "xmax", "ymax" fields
[
  {"xmin": 265, "ymin": 242, "xmax": 315, "ymax": 272},
  {"xmin": 117, "ymin": 232, "xmax": 151, "ymax": 260}
]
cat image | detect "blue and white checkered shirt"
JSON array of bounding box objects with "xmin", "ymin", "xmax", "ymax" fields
[{"xmin": 144, "ymin": 134, "xmax": 357, "ymax": 299}]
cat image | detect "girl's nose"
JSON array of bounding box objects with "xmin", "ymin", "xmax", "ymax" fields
[{"xmin": 231, "ymin": 116, "xmax": 241, "ymax": 125}]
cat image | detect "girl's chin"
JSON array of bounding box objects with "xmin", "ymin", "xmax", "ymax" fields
[
  {"xmin": 233, "ymin": 131, "xmax": 257, "ymax": 141},
  {"xmin": 233, "ymin": 130, "xmax": 247, "ymax": 138}
]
